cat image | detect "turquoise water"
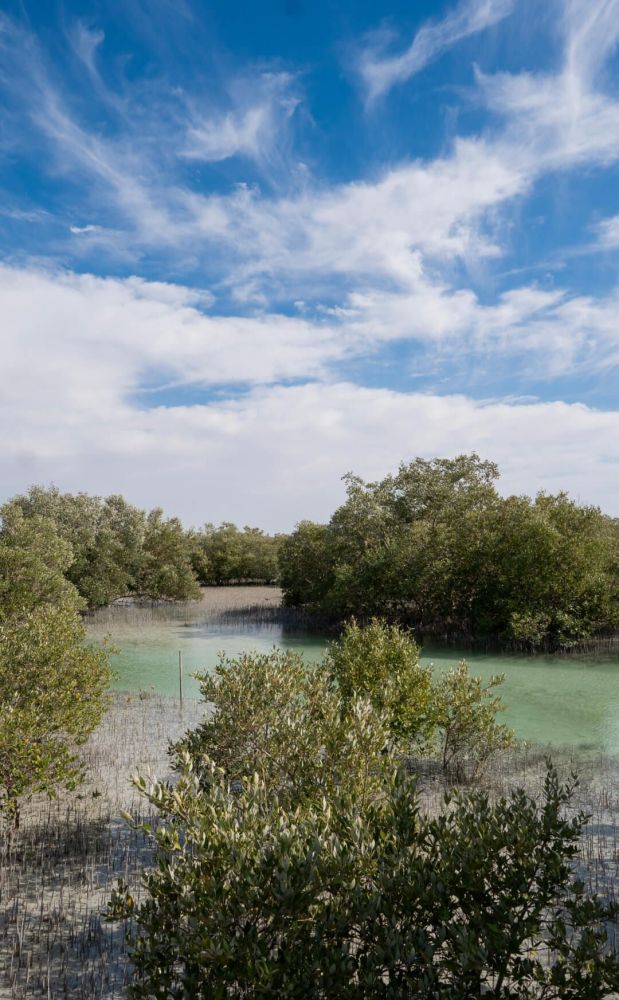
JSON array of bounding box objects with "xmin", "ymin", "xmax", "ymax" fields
[{"xmin": 87, "ymin": 600, "xmax": 619, "ymax": 752}]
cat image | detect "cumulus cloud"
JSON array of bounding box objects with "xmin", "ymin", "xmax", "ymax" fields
[
  {"xmin": 2, "ymin": 263, "xmax": 619, "ymax": 528},
  {"xmin": 3, "ymin": 372, "xmax": 619, "ymax": 530}
]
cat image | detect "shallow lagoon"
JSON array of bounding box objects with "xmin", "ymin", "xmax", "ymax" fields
[{"xmin": 87, "ymin": 588, "xmax": 619, "ymax": 753}]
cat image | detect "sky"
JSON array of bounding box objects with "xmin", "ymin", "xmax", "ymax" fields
[{"xmin": 1, "ymin": 0, "xmax": 619, "ymax": 530}]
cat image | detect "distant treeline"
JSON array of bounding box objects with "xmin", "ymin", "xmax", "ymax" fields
[
  {"xmin": 1, "ymin": 487, "xmax": 283, "ymax": 609},
  {"xmin": 279, "ymin": 454, "xmax": 619, "ymax": 651}
]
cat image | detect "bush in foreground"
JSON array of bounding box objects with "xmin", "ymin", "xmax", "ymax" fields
[
  {"xmin": 109, "ymin": 625, "xmax": 618, "ymax": 996},
  {"xmin": 176, "ymin": 647, "xmax": 393, "ymax": 809},
  {"xmin": 111, "ymin": 761, "xmax": 619, "ymax": 998}
]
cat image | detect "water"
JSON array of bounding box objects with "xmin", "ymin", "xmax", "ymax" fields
[{"xmin": 87, "ymin": 594, "xmax": 619, "ymax": 752}]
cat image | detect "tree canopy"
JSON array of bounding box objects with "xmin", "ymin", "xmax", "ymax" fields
[
  {"xmin": 5, "ymin": 485, "xmax": 283, "ymax": 607},
  {"xmin": 280, "ymin": 455, "xmax": 619, "ymax": 649},
  {"xmin": 188, "ymin": 522, "xmax": 282, "ymax": 586}
]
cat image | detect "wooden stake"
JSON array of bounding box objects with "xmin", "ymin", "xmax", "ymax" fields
[{"xmin": 178, "ymin": 650, "xmax": 183, "ymax": 707}]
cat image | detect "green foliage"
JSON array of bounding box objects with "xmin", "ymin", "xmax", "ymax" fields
[
  {"xmin": 0, "ymin": 500, "xmax": 112, "ymax": 827},
  {"xmin": 8, "ymin": 484, "xmax": 283, "ymax": 604},
  {"xmin": 279, "ymin": 454, "xmax": 619, "ymax": 649},
  {"xmin": 189, "ymin": 522, "xmax": 282, "ymax": 585},
  {"xmin": 477, "ymin": 493, "xmax": 619, "ymax": 646},
  {"xmin": 325, "ymin": 618, "xmax": 434, "ymax": 749},
  {"xmin": 111, "ymin": 760, "xmax": 619, "ymax": 998},
  {"xmin": 111, "ymin": 626, "xmax": 616, "ymax": 995},
  {"xmin": 0, "ymin": 505, "xmax": 82, "ymax": 616},
  {"xmin": 433, "ymin": 661, "xmax": 515, "ymax": 781},
  {"xmin": 181, "ymin": 621, "xmax": 513, "ymax": 793},
  {"xmin": 9, "ymin": 486, "xmax": 146, "ymax": 607},
  {"xmin": 0, "ymin": 603, "xmax": 112, "ymax": 827},
  {"xmin": 137, "ymin": 509, "xmax": 201, "ymax": 601},
  {"xmin": 7, "ymin": 486, "xmax": 203, "ymax": 606},
  {"xmin": 177, "ymin": 648, "xmax": 392, "ymax": 810},
  {"xmin": 278, "ymin": 520, "xmax": 334, "ymax": 607}
]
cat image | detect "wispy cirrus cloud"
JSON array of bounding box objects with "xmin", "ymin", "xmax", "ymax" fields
[
  {"xmin": 182, "ymin": 72, "xmax": 301, "ymax": 174},
  {"xmin": 356, "ymin": 0, "xmax": 515, "ymax": 104},
  {"xmin": 478, "ymin": 0, "xmax": 619, "ymax": 171}
]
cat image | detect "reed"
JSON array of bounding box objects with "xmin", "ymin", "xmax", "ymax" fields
[{"xmin": 0, "ymin": 694, "xmax": 203, "ymax": 999}]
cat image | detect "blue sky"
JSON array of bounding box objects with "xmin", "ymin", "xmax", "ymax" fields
[{"xmin": 1, "ymin": 0, "xmax": 619, "ymax": 528}]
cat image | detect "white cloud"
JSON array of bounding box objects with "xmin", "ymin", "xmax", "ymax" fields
[
  {"xmin": 197, "ymin": 138, "xmax": 526, "ymax": 299},
  {"xmin": 0, "ymin": 265, "xmax": 353, "ymax": 397},
  {"xmin": 69, "ymin": 23, "xmax": 105, "ymax": 80},
  {"xmin": 182, "ymin": 72, "xmax": 299, "ymax": 168},
  {"xmin": 2, "ymin": 263, "xmax": 618, "ymax": 439},
  {"xmin": 595, "ymin": 213, "xmax": 619, "ymax": 248},
  {"xmin": 2, "ymin": 263, "xmax": 619, "ymax": 530},
  {"xmin": 478, "ymin": 0, "xmax": 619, "ymax": 172},
  {"xmin": 357, "ymin": 0, "xmax": 515, "ymax": 103},
  {"xmin": 2, "ymin": 370, "xmax": 619, "ymax": 529}
]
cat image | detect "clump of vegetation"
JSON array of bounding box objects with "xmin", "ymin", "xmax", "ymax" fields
[
  {"xmin": 0, "ymin": 506, "xmax": 112, "ymax": 830},
  {"xmin": 177, "ymin": 647, "xmax": 392, "ymax": 809},
  {"xmin": 188, "ymin": 522, "xmax": 283, "ymax": 585},
  {"xmin": 180, "ymin": 620, "xmax": 512, "ymax": 786},
  {"xmin": 280, "ymin": 454, "xmax": 619, "ymax": 650},
  {"xmin": 324, "ymin": 617, "xmax": 434, "ymax": 749},
  {"xmin": 7, "ymin": 486, "xmax": 148, "ymax": 607},
  {"xmin": 0, "ymin": 604, "xmax": 112, "ymax": 830},
  {"xmin": 113, "ymin": 760, "xmax": 619, "ymax": 997},
  {"xmin": 111, "ymin": 621, "xmax": 619, "ymax": 996},
  {"xmin": 434, "ymin": 661, "xmax": 514, "ymax": 781},
  {"xmin": 6, "ymin": 485, "xmax": 284, "ymax": 607},
  {"xmin": 136, "ymin": 507, "xmax": 201, "ymax": 601}
]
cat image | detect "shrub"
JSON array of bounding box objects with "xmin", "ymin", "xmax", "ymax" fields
[
  {"xmin": 433, "ymin": 660, "xmax": 515, "ymax": 781},
  {"xmin": 0, "ymin": 603, "xmax": 112, "ymax": 829},
  {"xmin": 325, "ymin": 618, "xmax": 435, "ymax": 750},
  {"xmin": 110, "ymin": 762, "xmax": 619, "ymax": 998},
  {"xmin": 176, "ymin": 648, "xmax": 393, "ymax": 810}
]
